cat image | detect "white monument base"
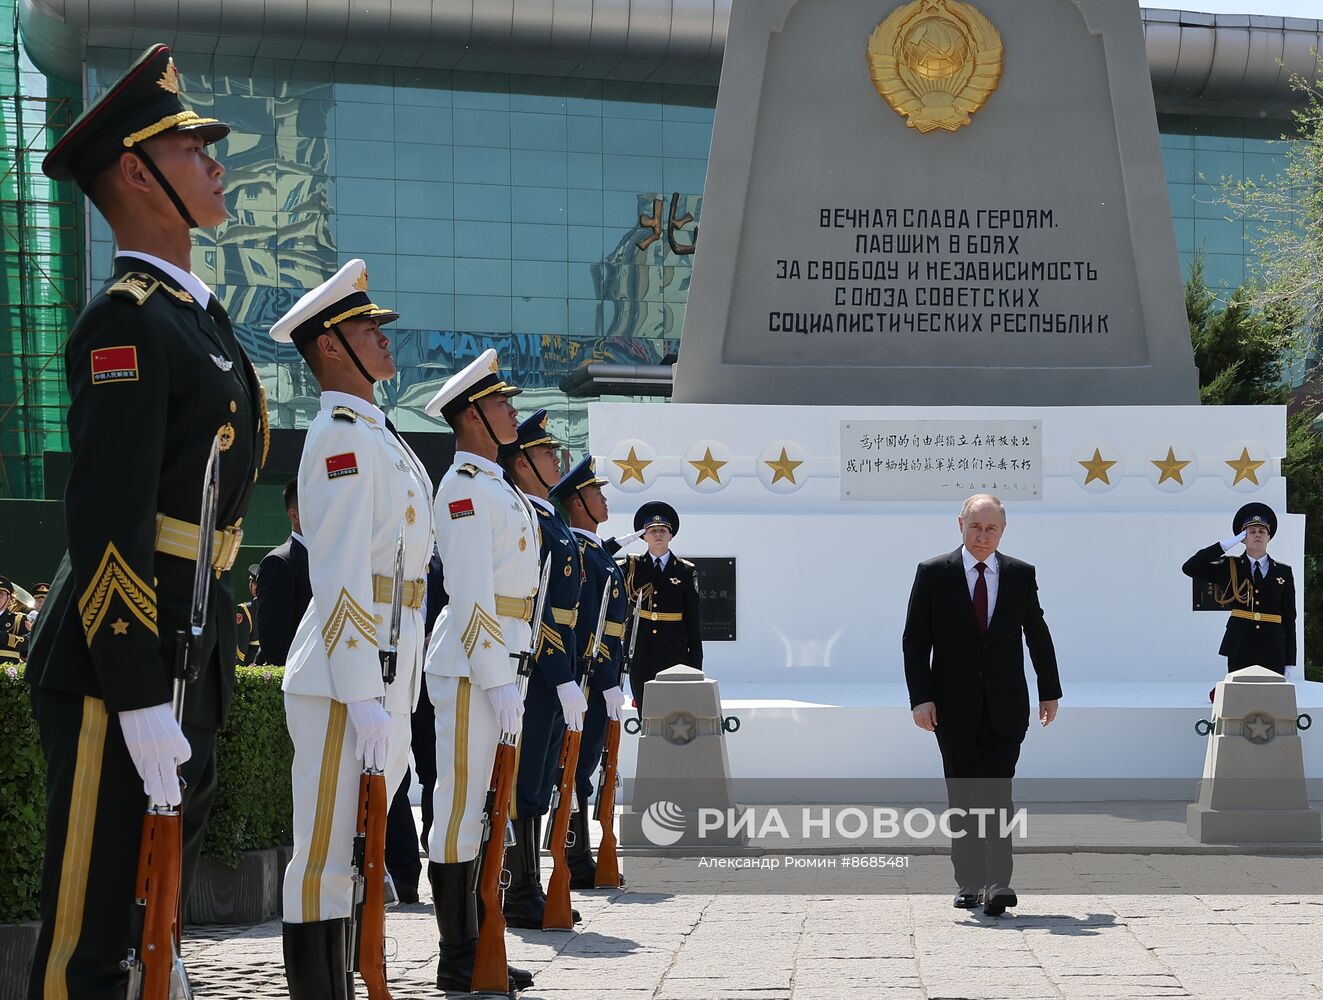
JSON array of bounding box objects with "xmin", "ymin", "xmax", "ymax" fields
[{"xmin": 590, "ymin": 403, "xmax": 1317, "ymax": 801}]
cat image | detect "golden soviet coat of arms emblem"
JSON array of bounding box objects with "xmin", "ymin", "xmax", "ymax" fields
[{"xmin": 866, "ymin": 0, "xmax": 1004, "ymax": 133}]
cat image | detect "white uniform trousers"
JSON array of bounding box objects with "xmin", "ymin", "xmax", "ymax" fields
[
  {"xmin": 428, "ymin": 676, "xmax": 503, "ymax": 864},
  {"xmin": 282, "ymin": 693, "xmax": 412, "ymax": 923}
]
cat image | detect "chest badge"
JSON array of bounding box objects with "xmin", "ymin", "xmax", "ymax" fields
[
  {"xmin": 1277, "ymin": 577, "xmax": 1286, "ymax": 585},
  {"xmin": 519, "ymin": 536, "xmax": 527, "ymax": 552},
  {"xmin": 217, "ymin": 422, "xmax": 236, "ymax": 452},
  {"xmin": 670, "ymin": 577, "xmax": 682, "ymax": 585},
  {"xmin": 564, "ymin": 563, "xmax": 573, "ymax": 576},
  {"xmin": 405, "ymin": 505, "xmax": 416, "ymax": 526},
  {"xmin": 210, "ymin": 353, "xmax": 234, "ymax": 372}
]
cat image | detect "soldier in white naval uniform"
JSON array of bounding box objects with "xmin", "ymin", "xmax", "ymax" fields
[
  {"xmin": 268, "ymin": 260, "xmax": 436, "ymax": 999},
  {"xmin": 424, "ymin": 349, "xmax": 540, "ymax": 994}
]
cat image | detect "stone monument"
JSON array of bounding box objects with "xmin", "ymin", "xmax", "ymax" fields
[{"xmin": 673, "ymin": 0, "xmax": 1199, "ymax": 405}]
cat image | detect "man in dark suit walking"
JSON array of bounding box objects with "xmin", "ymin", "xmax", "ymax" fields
[
  {"xmin": 254, "ymin": 477, "xmax": 311, "ymax": 665},
  {"xmin": 902, "ymin": 493, "xmax": 1061, "ymax": 917}
]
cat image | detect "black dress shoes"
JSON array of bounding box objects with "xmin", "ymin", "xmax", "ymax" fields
[
  {"xmin": 982, "ymin": 886, "xmax": 1018, "ymax": 917},
  {"xmin": 953, "ymin": 889, "xmax": 981, "ymax": 909}
]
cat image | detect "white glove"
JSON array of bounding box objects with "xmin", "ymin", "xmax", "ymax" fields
[
  {"xmin": 1220, "ymin": 530, "xmax": 1248, "ymax": 551},
  {"xmin": 346, "ymin": 699, "xmax": 391, "ymax": 771},
  {"xmin": 487, "ymin": 683, "xmax": 524, "ymax": 735},
  {"xmin": 557, "ymin": 681, "xmax": 588, "ymax": 731},
  {"xmin": 1285, "ymin": 665, "xmax": 1296, "ymax": 681},
  {"xmin": 615, "ymin": 528, "xmax": 646, "ymax": 546},
  {"xmin": 119, "ymin": 704, "xmax": 191, "ymax": 807},
  {"xmin": 601, "ymin": 685, "xmax": 628, "ymax": 721}
]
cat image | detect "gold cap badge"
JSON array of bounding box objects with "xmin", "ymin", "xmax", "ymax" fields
[
  {"xmin": 157, "ymin": 57, "xmax": 181, "ymax": 95},
  {"xmin": 353, "ymin": 268, "xmax": 369, "ymax": 292}
]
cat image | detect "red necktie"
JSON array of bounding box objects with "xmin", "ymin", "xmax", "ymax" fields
[{"xmin": 973, "ymin": 562, "xmax": 988, "ymax": 637}]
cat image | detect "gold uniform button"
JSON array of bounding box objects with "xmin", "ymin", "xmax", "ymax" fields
[
  {"xmin": 229, "ymin": 400, "xmax": 237, "ymax": 413},
  {"xmin": 652, "ymin": 628, "xmax": 658, "ymax": 635}
]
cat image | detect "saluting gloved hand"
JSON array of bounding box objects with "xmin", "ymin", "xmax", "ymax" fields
[
  {"xmin": 615, "ymin": 528, "xmax": 647, "ymax": 546},
  {"xmin": 487, "ymin": 683, "xmax": 525, "ymax": 735},
  {"xmin": 557, "ymin": 681, "xmax": 588, "ymax": 731},
  {"xmin": 1220, "ymin": 529, "xmax": 1248, "ymax": 551},
  {"xmin": 601, "ymin": 685, "xmax": 628, "ymax": 721},
  {"xmin": 346, "ymin": 699, "xmax": 391, "ymax": 771},
  {"xmin": 119, "ymin": 704, "xmax": 192, "ymax": 807}
]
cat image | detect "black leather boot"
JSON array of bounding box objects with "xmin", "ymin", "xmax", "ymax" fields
[
  {"xmin": 471, "ymin": 854, "xmax": 536, "ymax": 992},
  {"xmin": 282, "ymin": 919, "xmax": 351, "ymax": 1000},
  {"xmin": 501, "ymin": 816, "xmax": 545, "ymax": 929},
  {"xmin": 567, "ymin": 798, "xmax": 597, "ymax": 890},
  {"xmin": 432, "ymin": 860, "xmax": 481, "ymax": 992}
]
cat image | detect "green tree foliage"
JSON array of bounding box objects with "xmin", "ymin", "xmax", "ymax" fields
[{"xmin": 1186, "ymin": 255, "xmax": 1323, "ymax": 677}]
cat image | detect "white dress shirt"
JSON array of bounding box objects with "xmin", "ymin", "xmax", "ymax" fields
[
  {"xmin": 117, "ymin": 249, "xmax": 213, "ymax": 309},
  {"xmin": 961, "ymin": 547, "xmax": 1000, "ymax": 628},
  {"xmin": 1249, "ymin": 555, "xmax": 1269, "ymax": 579}
]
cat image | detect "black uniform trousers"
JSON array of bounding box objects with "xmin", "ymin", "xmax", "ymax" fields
[
  {"xmin": 27, "ymin": 687, "xmax": 218, "ymax": 1000},
  {"xmin": 934, "ymin": 697, "xmax": 1024, "ymax": 894},
  {"xmin": 575, "ymin": 684, "xmax": 609, "ymax": 811},
  {"xmin": 515, "ymin": 673, "xmax": 567, "ymax": 819}
]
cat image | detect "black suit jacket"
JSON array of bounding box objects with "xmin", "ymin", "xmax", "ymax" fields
[
  {"xmin": 254, "ymin": 535, "xmax": 311, "ymax": 666},
  {"xmin": 902, "ymin": 548, "xmax": 1061, "ymax": 735},
  {"xmin": 1181, "ymin": 543, "xmax": 1296, "ymax": 669}
]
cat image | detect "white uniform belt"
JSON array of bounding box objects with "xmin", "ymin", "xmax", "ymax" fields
[
  {"xmin": 154, "ymin": 514, "xmax": 243, "ymax": 572},
  {"xmin": 372, "ymin": 575, "xmax": 426, "ymax": 610}
]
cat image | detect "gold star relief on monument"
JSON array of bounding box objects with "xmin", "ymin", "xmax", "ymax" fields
[
  {"xmin": 1226, "ymin": 448, "xmax": 1266, "ymax": 486},
  {"xmin": 346, "ymin": 636, "xmax": 359, "ymax": 649},
  {"xmin": 1078, "ymin": 448, "xmax": 1116, "ymax": 486},
  {"xmin": 765, "ymin": 448, "xmax": 803, "ymax": 485},
  {"xmin": 689, "ymin": 448, "xmax": 728, "ymax": 486},
  {"xmin": 613, "ymin": 447, "xmax": 653, "ymax": 485},
  {"xmin": 110, "ymin": 618, "xmax": 129, "ymax": 636},
  {"xmin": 1152, "ymin": 446, "xmax": 1191, "ymax": 485}
]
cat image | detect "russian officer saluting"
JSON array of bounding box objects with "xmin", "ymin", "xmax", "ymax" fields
[
  {"xmin": 269, "ymin": 259, "xmax": 435, "ymax": 998},
  {"xmin": 549, "ymin": 457, "xmax": 630, "ymax": 888},
  {"xmin": 423, "ymin": 350, "xmax": 537, "ymax": 995},
  {"xmin": 618, "ymin": 502, "xmax": 703, "ymax": 715},
  {"xmin": 496, "ymin": 411, "xmax": 586, "ymax": 927},
  {"xmin": 25, "ymin": 44, "xmax": 265, "ymax": 999},
  {"xmin": 1182, "ymin": 502, "xmax": 1297, "ymax": 680}
]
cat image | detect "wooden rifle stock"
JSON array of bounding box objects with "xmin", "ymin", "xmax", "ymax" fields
[
  {"xmin": 352, "ymin": 772, "xmax": 392, "ymax": 999},
  {"xmin": 472, "ymin": 740, "xmax": 518, "ymax": 993},
  {"xmin": 542, "ymin": 728, "xmax": 581, "ymax": 929},
  {"xmin": 594, "ymin": 718, "xmax": 622, "ymax": 888},
  {"xmin": 131, "ymin": 807, "xmax": 183, "ymax": 999}
]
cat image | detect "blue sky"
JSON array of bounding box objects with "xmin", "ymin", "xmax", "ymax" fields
[{"xmin": 1168, "ymin": 0, "xmax": 1319, "ymax": 16}]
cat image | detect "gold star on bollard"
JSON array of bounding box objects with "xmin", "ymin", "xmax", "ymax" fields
[
  {"xmin": 1078, "ymin": 448, "xmax": 1116, "ymax": 485},
  {"xmin": 612, "ymin": 446, "xmax": 653, "ymax": 485},
  {"xmin": 689, "ymin": 447, "xmax": 728, "ymax": 485},
  {"xmin": 1226, "ymin": 447, "xmax": 1266, "ymax": 486},
  {"xmin": 1152, "ymin": 446, "xmax": 1192, "ymax": 485},
  {"xmin": 764, "ymin": 447, "xmax": 803, "ymax": 485}
]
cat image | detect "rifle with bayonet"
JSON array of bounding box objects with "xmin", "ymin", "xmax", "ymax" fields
[
  {"xmin": 543, "ymin": 576, "xmax": 611, "ymax": 929},
  {"xmin": 124, "ymin": 437, "xmax": 221, "ymax": 1000},
  {"xmin": 348, "ymin": 519, "xmax": 406, "ymax": 1000},
  {"xmin": 472, "ymin": 558, "xmax": 553, "ymax": 993},
  {"xmin": 595, "ymin": 586, "xmax": 644, "ymax": 889}
]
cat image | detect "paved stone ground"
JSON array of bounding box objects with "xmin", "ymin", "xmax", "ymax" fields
[{"xmin": 184, "ymin": 863, "xmax": 1323, "ymax": 999}]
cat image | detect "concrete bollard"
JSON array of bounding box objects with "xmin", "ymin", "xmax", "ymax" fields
[
  {"xmin": 1187, "ymin": 665, "xmax": 1320, "ymax": 843},
  {"xmin": 620, "ymin": 665, "xmax": 746, "ymax": 847}
]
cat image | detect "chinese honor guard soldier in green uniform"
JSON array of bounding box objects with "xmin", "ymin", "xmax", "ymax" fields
[
  {"xmin": 423, "ymin": 350, "xmax": 537, "ymax": 995},
  {"xmin": 26, "ymin": 44, "xmax": 266, "ymax": 999},
  {"xmin": 268, "ymin": 258, "xmax": 435, "ymax": 998},
  {"xmin": 496, "ymin": 410, "xmax": 585, "ymax": 928},
  {"xmin": 549, "ymin": 457, "xmax": 630, "ymax": 888},
  {"xmin": 1182, "ymin": 502, "xmax": 1297, "ymax": 679},
  {"xmin": 618, "ymin": 502, "xmax": 703, "ymax": 715}
]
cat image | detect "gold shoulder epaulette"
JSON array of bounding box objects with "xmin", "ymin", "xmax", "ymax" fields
[
  {"xmin": 332, "ymin": 405, "xmax": 358, "ymax": 423},
  {"xmin": 679, "ymin": 558, "xmax": 695, "ymax": 568},
  {"xmin": 157, "ymin": 283, "xmax": 195, "ymax": 305},
  {"xmin": 106, "ymin": 272, "xmax": 159, "ymax": 305},
  {"xmin": 457, "ymin": 463, "xmax": 481, "ymax": 478}
]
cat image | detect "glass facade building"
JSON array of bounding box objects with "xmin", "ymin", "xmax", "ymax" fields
[{"xmin": 0, "ymin": 5, "xmax": 1310, "ymax": 499}]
